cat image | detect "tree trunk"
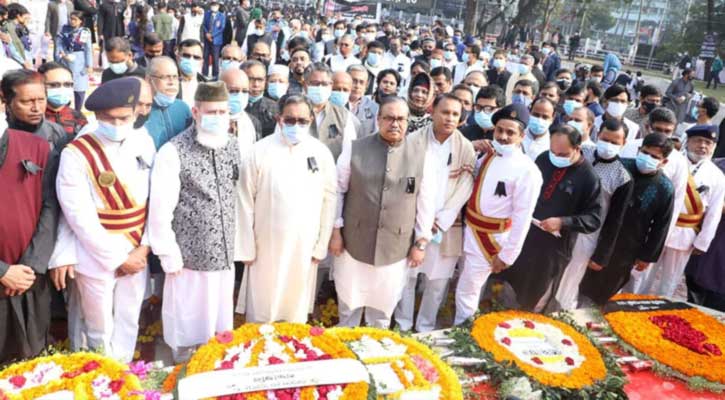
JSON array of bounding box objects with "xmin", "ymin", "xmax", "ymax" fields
[
  {"xmin": 707, "ymin": 0, "xmax": 714, "ymax": 32},
  {"xmin": 464, "ymin": 0, "xmax": 478, "ymax": 36}
]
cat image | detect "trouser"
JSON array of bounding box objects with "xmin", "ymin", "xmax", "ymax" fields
[
  {"xmin": 687, "ymin": 274, "xmax": 725, "ymax": 312},
  {"xmin": 67, "ymin": 279, "xmax": 87, "ymax": 351},
  {"xmin": 75, "ymin": 269, "xmax": 148, "ymax": 362},
  {"xmin": 203, "ymin": 42, "xmax": 222, "ymax": 78},
  {"xmin": 337, "ymin": 299, "xmax": 390, "ymax": 329},
  {"xmin": 454, "ymin": 256, "xmax": 492, "ymax": 325},
  {"xmin": 555, "ymin": 253, "xmax": 591, "ymax": 310},
  {"xmin": 74, "ymin": 91, "xmax": 86, "ymax": 113},
  {"xmin": 634, "ymin": 246, "xmax": 692, "ymax": 297},
  {"xmin": 394, "ymin": 273, "xmax": 449, "ymax": 332},
  {"xmin": 706, "ymin": 73, "xmax": 721, "ymax": 89}
]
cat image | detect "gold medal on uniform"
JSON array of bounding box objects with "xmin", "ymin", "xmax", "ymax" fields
[{"xmin": 98, "ymin": 171, "xmax": 116, "ymax": 187}]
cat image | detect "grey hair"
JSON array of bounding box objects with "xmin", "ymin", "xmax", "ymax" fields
[
  {"xmin": 346, "ymin": 64, "xmax": 367, "ymax": 75},
  {"xmin": 221, "ymin": 44, "xmax": 242, "ymax": 56},
  {"xmin": 278, "ymin": 94, "xmax": 314, "ymax": 117},
  {"xmin": 340, "ymin": 34, "xmax": 355, "ymax": 43},
  {"xmin": 241, "ymin": 59, "xmax": 265, "ymax": 72},
  {"xmin": 147, "ymin": 56, "xmax": 178, "ymax": 78},
  {"xmin": 378, "ymin": 96, "xmax": 409, "ymax": 115},
  {"xmin": 648, "ymin": 107, "xmax": 677, "ymax": 126},
  {"xmin": 303, "ymin": 62, "xmax": 332, "ymax": 82},
  {"xmin": 521, "ymin": 54, "xmax": 535, "ymax": 64}
]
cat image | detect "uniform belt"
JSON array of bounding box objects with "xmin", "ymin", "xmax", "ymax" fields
[{"xmin": 676, "ymin": 212, "xmax": 704, "ymax": 233}]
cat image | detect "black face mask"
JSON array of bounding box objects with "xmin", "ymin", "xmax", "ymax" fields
[
  {"xmin": 422, "ymin": 49, "xmax": 432, "ymax": 58},
  {"xmin": 642, "ymin": 101, "xmax": 657, "ymax": 114},
  {"xmin": 460, "ymin": 109, "xmax": 470, "ymax": 125},
  {"xmin": 134, "ymin": 114, "xmax": 149, "ymax": 129},
  {"xmin": 556, "ymin": 79, "xmax": 571, "ymax": 91}
]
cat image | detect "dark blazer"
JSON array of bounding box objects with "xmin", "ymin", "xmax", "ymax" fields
[
  {"xmin": 98, "ymin": 1, "xmax": 125, "ymax": 40},
  {"xmin": 46, "ymin": 0, "xmax": 75, "ymax": 36}
]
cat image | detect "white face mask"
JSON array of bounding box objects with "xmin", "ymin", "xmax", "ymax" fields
[{"xmin": 606, "ymin": 101, "xmax": 628, "ymax": 118}]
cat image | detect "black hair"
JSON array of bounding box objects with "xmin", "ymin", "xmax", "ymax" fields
[
  {"xmin": 143, "ymin": 32, "xmax": 162, "ymax": 46},
  {"xmin": 639, "ymin": 84, "xmax": 661, "ymax": 99},
  {"xmin": 514, "ymin": 79, "xmax": 537, "ymax": 95},
  {"xmin": 178, "ymin": 38, "xmax": 203, "ymax": 52},
  {"xmin": 286, "ymin": 36, "xmax": 309, "ymax": 53},
  {"xmin": 430, "ymin": 66, "xmax": 452, "ymax": 81},
  {"xmin": 590, "ymin": 65, "xmax": 604, "ymax": 74},
  {"xmin": 701, "ymin": 96, "xmax": 720, "ymax": 118},
  {"xmin": 367, "ymin": 40, "xmax": 385, "ymax": 52},
  {"xmin": 648, "ymin": 107, "xmax": 677, "ymax": 126},
  {"xmin": 38, "ymin": 61, "xmax": 73, "ymax": 75},
  {"xmin": 555, "ymin": 68, "xmax": 572, "ymax": 78},
  {"xmin": 278, "ymin": 94, "xmax": 313, "ymax": 117},
  {"xmin": 476, "ymin": 85, "xmax": 505, "ymax": 107},
  {"xmin": 642, "ymin": 132, "xmax": 674, "ymax": 158},
  {"xmin": 1, "ymin": 69, "xmax": 44, "ymax": 104},
  {"xmin": 603, "ymin": 84, "xmax": 629, "ymax": 101},
  {"xmin": 433, "ymin": 92, "xmax": 463, "ymax": 109},
  {"xmin": 550, "ymin": 124, "xmax": 581, "ymax": 147},
  {"xmin": 105, "ymin": 36, "xmax": 131, "ymax": 53},
  {"xmin": 7, "ymin": 3, "xmax": 29, "ymax": 20},
  {"xmin": 599, "ymin": 117, "xmax": 628, "ymax": 139},
  {"xmin": 376, "ymin": 68, "xmax": 401, "ymax": 87},
  {"xmin": 586, "ymin": 80, "xmax": 603, "ymax": 98},
  {"xmin": 564, "ymin": 82, "xmax": 586, "ymax": 98}
]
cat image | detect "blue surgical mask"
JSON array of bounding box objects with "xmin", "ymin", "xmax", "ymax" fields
[
  {"xmin": 248, "ymin": 93, "xmax": 263, "ymax": 104},
  {"xmin": 229, "ymin": 92, "xmax": 248, "ymax": 115},
  {"xmin": 528, "ymin": 116, "xmax": 551, "ymax": 136},
  {"xmin": 493, "ymin": 139, "xmax": 516, "ymax": 157},
  {"xmin": 462, "ymin": 53, "xmax": 470, "ymax": 63},
  {"xmin": 330, "ymin": 90, "xmax": 350, "ymax": 107},
  {"xmin": 563, "ymin": 99, "xmax": 582, "ymax": 116},
  {"xmin": 199, "ymin": 114, "xmax": 230, "ymax": 135},
  {"xmin": 179, "ymin": 57, "xmax": 199, "ymax": 76},
  {"xmin": 511, "ymin": 93, "xmax": 532, "ymax": 108},
  {"xmin": 306, "ymin": 85, "xmax": 332, "ymax": 105},
  {"xmin": 444, "ymin": 51, "xmax": 455, "ymax": 61},
  {"xmin": 542, "ymin": 47, "xmax": 551, "ymax": 55},
  {"xmin": 220, "ymin": 59, "xmax": 240, "ymax": 71},
  {"xmin": 430, "ymin": 59, "xmax": 442, "ymax": 69},
  {"xmin": 109, "ymin": 61, "xmax": 128, "ymax": 74},
  {"xmin": 334, "ymin": 29, "xmax": 345, "ymax": 39},
  {"xmin": 493, "ymin": 58, "xmax": 505, "ymax": 69},
  {"xmin": 566, "ymin": 120, "xmax": 584, "ymax": 136},
  {"xmin": 281, "ymin": 123, "xmax": 310, "ymax": 144},
  {"xmin": 352, "ymin": 44, "xmax": 361, "ymax": 55},
  {"xmin": 596, "ymin": 140, "xmax": 621, "ymax": 160},
  {"xmin": 367, "ymin": 52, "xmax": 380, "ymax": 67},
  {"xmin": 549, "ymin": 151, "xmax": 573, "ymax": 168},
  {"xmin": 474, "ymin": 111, "xmax": 493, "ymax": 129},
  {"xmin": 98, "ymin": 121, "xmax": 133, "ymax": 142},
  {"xmin": 636, "ymin": 151, "xmax": 661, "ymax": 174},
  {"xmin": 691, "ymin": 106, "xmax": 699, "ymax": 120},
  {"xmin": 154, "ymin": 92, "xmax": 176, "ymax": 108},
  {"xmin": 47, "ymin": 87, "xmax": 73, "ymax": 107},
  {"xmin": 518, "ymin": 64, "xmax": 529, "ymax": 75},
  {"xmin": 267, "ymin": 82, "xmax": 288, "ymax": 100}
]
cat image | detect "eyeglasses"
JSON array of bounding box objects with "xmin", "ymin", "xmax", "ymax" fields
[
  {"xmin": 46, "ymin": 82, "xmax": 74, "ymax": 89},
  {"xmin": 180, "ymin": 53, "xmax": 203, "ymax": 60},
  {"xmin": 151, "ymin": 74, "xmax": 179, "ymax": 82},
  {"xmin": 228, "ymin": 89, "xmax": 249, "ymax": 94},
  {"xmin": 282, "ymin": 117, "xmax": 311, "ymax": 126},
  {"xmin": 381, "ymin": 115, "xmax": 407, "ymax": 125}
]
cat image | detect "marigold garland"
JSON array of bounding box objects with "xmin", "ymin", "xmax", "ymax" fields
[
  {"xmin": 604, "ymin": 295, "xmax": 725, "ymax": 384},
  {"xmin": 0, "ymin": 352, "xmax": 144, "ymax": 400},
  {"xmin": 183, "ymin": 322, "xmax": 369, "ymax": 399},
  {"xmin": 329, "ymin": 327, "xmax": 463, "ymax": 400},
  {"xmin": 470, "ymin": 311, "xmax": 608, "ymax": 390}
]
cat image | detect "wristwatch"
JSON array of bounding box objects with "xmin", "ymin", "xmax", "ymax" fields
[{"xmin": 414, "ymin": 240, "xmax": 427, "ymax": 251}]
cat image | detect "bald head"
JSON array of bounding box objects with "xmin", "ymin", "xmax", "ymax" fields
[
  {"xmin": 221, "ymin": 68, "xmax": 249, "ymax": 94},
  {"xmin": 332, "ymin": 71, "xmax": 353, "ymax": 93}
]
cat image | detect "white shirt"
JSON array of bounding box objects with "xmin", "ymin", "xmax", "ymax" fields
[
  {"xmin": 427, "ymin": 129, "xmax": 453, "ymax": 213},
  {"xmin": 464, "ymin": 149, "xmax": 543, "ymax": 265},
  {"xmin": 452, "ymin": 61, "xmax": 484, "ymax": 85},
  {"xmin": 328, "ymin": 54, "xmax": 361, "ymax": 73},
  {"xmin": 523, "ymin": 130, "xmax": 550, "ymax": 162},
  {"xmin": 383, "ymin": 51, "xmax": 411, "ymax": 81},
  {"xmin": 334, "ymin": 135, "xmax": 436, "ymax": 242},
  {"xmin": 231, "ymin": 110, "xmax": 257, "ymax": 149},
  {"xmin": 180, "ymin": 78, "xmax": 198, "ymax": 109},
  {"xmin": 56, "ymin": 131, "xmax": 156, "ymax": 280}
]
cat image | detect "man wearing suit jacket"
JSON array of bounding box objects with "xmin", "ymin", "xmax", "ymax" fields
[{"xmin": 201, "ymin": 0, "xmax": 226, "ymax": 79}]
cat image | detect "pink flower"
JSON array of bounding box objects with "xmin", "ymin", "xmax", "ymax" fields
[
  {"xmin": 8, "ymin": 376, "xmax": 26, "ymax": 389},
  {"xmin": 128, "ymin": 360, "xmax": 152, "ymax": 379},
  {"xmin": 130, "ymin": 390, "xmax": 164, "ymax": 400},
  {"xmin": 310, "ymin": 326, "xmax": 325, "ymax": 336},
  {"xmin": 216, "ymin": 331, "xmax": 234, "ymax": 344}
]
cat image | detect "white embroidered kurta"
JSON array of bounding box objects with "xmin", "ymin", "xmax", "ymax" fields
[
  {"xmin": 332, "ymin": 135, "xmax": 436, "ymax": 316},
  {"xmin": 235, "ymin": 131, "xmax": 337, "ymax": 323}
]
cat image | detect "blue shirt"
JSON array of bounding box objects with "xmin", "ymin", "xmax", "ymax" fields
[{"xmin": 145, "ymin": 99, "xmax": 192, "ymax": 150}]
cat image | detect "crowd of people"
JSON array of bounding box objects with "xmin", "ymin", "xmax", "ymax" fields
[{"xmin": 1, "ymin": 0, "xmax": 725, "ymax": 370}]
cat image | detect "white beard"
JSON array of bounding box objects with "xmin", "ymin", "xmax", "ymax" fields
[{"xmin": 196, "ymin": 130, "xmax": 229, "ymax": 149}]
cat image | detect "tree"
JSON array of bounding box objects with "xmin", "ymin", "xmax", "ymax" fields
[{"xmin": 588, "ymin": 3, "xmax": 617, "ymax": 34}]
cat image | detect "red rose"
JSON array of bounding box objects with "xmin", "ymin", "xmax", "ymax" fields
[
  {"xmin": 109, "ymin": 379, "xmax": 124, "ymax": 393},
  {"xmin": 268, "ymin": 356, "xmax": 284, "ymax": 365},
  {"xmin": 561, "ymin": 339, "xmax": 572, "ymax": 346},
  {"xmin": 83, "ymin": 361, "xmax": 100, "ymax": 372},
  {"xmin": 219, "ymin": 360, "xmax": 234, "ymax": 370},
  {"xmin": 565, "ymin": 357, "xmax": 575, "ymax": 366},
  {"xmin": 523, "ymin": 320, "xmax": 535, "ymax": 329},
  {"xmin": 498, "ymin": 322, "xmax": 511, "ymax": 329},
  {"xmin": 61, "ymin": 370, "xmax": 82, "ymax": 379},
  {"xmin": 501, "ymin": 337, "xmax": 511, "ymax": 346},
  {"xmin": 531, "ymin": 357, "xmax": 543, "ymax": 365},
  {"xmin": 8, "ymin": 376, "xmax": 26, "ymax": 389}
]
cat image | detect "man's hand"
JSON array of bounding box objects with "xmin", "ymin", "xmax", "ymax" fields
[
  {"xmin": 491, "ymin": 255, "xmax": 508, "ymax": 274},
  {"xmin": 206, "ymin": 33, "xmax": 212, "ymax": 41},
  {"xmin": 0, "ymin": 31, "xmax": 10, "ymax": 44},
  {"xmin": 328, "ymin": 228, "xmax": 344, "ymax": 257},
  {"xmin": 692, "ymin": 248, "xmax": 705, "ymax": 256},
  {"xmin": 117, "ymin": 247, "xmax": 149, "ymax": 276},
  {"xmin": 0, "ymin": 265, "xmax": 35, "ymax": 292},
  {"xmin": 407, "ymin": 246, "xmax": 425, "ymax": 268},
  {"xmin": 49, "ymin": 265, "xmax": 75, "ymax": 291},
  {"xmin": 472, "ymin": 139, "xmax": 493, "ymax": 155},
  {"xmin": 540, "ymin": 217, "xmax": 563, "ymax": 233},
  {"xmin": 634, "ymin": 259, "xmax": 650, "ymax": 271},
  {"xmin": 312, "ymin": 257, "xmax": 321, "ymax": 266},
  {"xmin": 588, "ymin": 260, "xmax": 604, "ymax": 271}
]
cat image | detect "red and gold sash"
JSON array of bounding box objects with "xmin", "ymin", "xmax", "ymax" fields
[
  {"xmin": 465, "ymin": 155, "xmax": 512, "ymax": 262},
  {"xmin": 676, "ymin": 174, "xmax": 704, "ymax": 233},
  {"xmin": 67, "ymin": 134, "xmax": 146, "ymax": 246}
]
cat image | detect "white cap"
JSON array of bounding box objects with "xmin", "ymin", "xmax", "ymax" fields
[{"xmin": 267, "ymin": 64, "xmax": 289, "ymax": 77}]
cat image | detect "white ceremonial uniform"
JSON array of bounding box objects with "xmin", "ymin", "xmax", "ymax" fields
[
  {"xmin": 56, "ymin": 131, "xmax": 156, "ymax": 362},
  {"xmin": 593, "ymin": 115, "xmax": 639, "ymax": 142},
  {"xmin": 522, "ymin": 130, "xmax": 550, "ymax": 162},
  {"xmin": 328, "ymin": 54, "xmax": 361, "ymax": 73},
  {"xmin": 454, "ymin": 148, "xmax": 542, "ymax": 325},
  {"xmin": 452, "ymin": 61, "xmax": 484, "ymax": 85},
  {"xmin": 333, "ymin": 136, "xmax": 437, "ymax": 328},
  {"xmin": 235, "ymin": 129, "xmax": 337, "ymax": 323},
  {"xmin": 394, "ymin": 128, "xmax": 474, "ymax": 332},
  {"xmin": 636, "ymin": 157, "xmax": 725, "ymax": 297},
  {"xmin": 620, "ymin": 138, "xmax": 690, "ymax": 293}
]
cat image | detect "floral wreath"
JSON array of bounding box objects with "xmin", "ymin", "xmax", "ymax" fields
[
  {"xmin": 180, "ymin": 323, "xmax": 370, "ymax": 399},
  {"xmin": 448, "ymin": 310, "xmax": 626, "ymax": 399},
  {"xmin": 602, "ymin": 293, "xmax": 725, "ymax": 391},
  {"xmin": 329, "ymin": 327, "xmax": 463, "ymax": 400},
  {"xmin": 0, "ymin": 352, "xmax": 145, "ymax": 400}
]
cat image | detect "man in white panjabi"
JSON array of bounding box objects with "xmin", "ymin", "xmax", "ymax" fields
[
  {"xmin": 329, "ymin": 96, "xmax": 436, "ymax": 328},
  {"xmin": 236, "ymin": 94, "xmax": 337, "ymax": 323},
  {"xmin": 393, "ymin": 94, "xmax": 475, "ymax": 332},
  {"xmin": 636, "ymin": 124, "xmax": 725, "ymax": 297},
  {"xmin": 56, "ymin": 77, "xmax": 154, "ymax": 362},
  {"xmin": 454, "ymin": 103, "xmax": 542, "ymax": 325},
  {"xmin": 148, "ymin": 82, "xmax": 241, "ymax": 363},
  {"xmin": 220, "ymin": 68, "xmax": 256, "ymax": 147}
]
